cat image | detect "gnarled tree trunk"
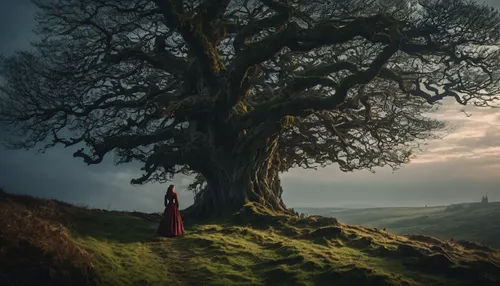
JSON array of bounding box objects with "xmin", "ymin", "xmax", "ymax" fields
[{"xmin": 182, "ymin": 132, "xmax": 292, "ymax": 220}]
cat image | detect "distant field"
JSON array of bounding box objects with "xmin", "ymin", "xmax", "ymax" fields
[{"xmin": 296, "ymin": 202, "xmax": 500, "ymax": 249}]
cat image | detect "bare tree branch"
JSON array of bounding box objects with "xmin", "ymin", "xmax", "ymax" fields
[{"xmin": 1, "ymin": 0, "xmax": 500, "ymax": 195}]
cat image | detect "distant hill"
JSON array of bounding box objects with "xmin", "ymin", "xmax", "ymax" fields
[
  {"xmin": 297, "ymin": 202, "xmax": 500, "ymax": 248},
  {"xmin": 1, "ymin": 189, "xmax": 500, "ymax": 286}
]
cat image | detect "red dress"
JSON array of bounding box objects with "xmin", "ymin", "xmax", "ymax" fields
[{"xmin": 157, "ymin": 192, "xmax": 185, "ymax": 237}]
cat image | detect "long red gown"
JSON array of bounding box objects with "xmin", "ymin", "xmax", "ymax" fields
[{"xmin": 157, "ymin": 192, "xmax": 185, "ymax": 237}]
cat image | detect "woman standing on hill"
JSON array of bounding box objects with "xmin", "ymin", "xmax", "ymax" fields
[{"xmin": 157, "ymin": 185, "xmax": 185, "ymax": 237}]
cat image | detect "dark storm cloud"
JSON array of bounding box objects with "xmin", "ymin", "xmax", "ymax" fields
[
  {"xmin": 0, "ymin": 145, "xmax": 194, "ymax": 212},
  {"xmin": 1, "ymin": 0, "xmax": 500, "ymax": 212}
]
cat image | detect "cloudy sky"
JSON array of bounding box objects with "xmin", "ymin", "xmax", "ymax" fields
[{"xmin": 1, "ymin": 0, "xmax": 500, "ymax": 213}]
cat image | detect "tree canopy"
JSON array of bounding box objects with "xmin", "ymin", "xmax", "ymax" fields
[{"xmin": 1, "ymin": 0, "xmax": 500, "ymax": 214}]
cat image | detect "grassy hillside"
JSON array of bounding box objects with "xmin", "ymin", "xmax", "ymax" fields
[
  {"xmin": 297, "ymin": 203, "xmax": 500, "ymax": 249},
  {"xmin": 1, "ymin": 190, "xmax": 500, "ymax": 286}
]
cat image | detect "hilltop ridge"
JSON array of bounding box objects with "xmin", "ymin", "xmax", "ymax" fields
[{"xmin": 1, "ymin": 190, "xmax": 500, "ymax": 286}]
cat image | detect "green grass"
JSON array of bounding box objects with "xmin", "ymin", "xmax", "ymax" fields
[
  {"xmin": 69, "ymin": 211, "xmax": 167, "ymax": 285},
  {"xmin": 1, "ymin": 191, "xmax": 500, "ymax": 286},
  {"xmin": 300, "ymin": 202, "xmax": 500, "ymax": 248}
]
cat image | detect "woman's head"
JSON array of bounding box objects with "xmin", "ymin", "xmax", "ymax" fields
[{"xmin": 167, "ymin": 184, "xmax": 175, "ymax": 195}]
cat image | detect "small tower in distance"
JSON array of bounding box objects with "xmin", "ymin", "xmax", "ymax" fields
[{"xmin": 481, "ymin": 194, "xmax": 489, "ymax": 204}]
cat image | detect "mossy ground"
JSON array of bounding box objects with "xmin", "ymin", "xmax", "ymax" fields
[{"xmin": 1, "ymin": 190, "xmax": 499, "ymax": 286}]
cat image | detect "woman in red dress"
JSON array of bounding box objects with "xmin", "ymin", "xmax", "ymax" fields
[{"xmin": 157, "ymin": 184, "xmax": 185, "ymax": 237}]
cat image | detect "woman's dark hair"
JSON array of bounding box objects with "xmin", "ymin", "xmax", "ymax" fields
[{"xmin": 167, "ymin": 184, "xmax": 175, "ymax": 196}]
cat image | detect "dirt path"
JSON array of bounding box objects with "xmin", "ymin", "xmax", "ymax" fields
[{"xmin": 149, "ymin": 235, "xmax": 199, "ymax": 286}]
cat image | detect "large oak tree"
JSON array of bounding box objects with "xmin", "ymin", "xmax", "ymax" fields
[{"xmin": 1, "ymin": 0, "xmax": 500, "ymax": 217}]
